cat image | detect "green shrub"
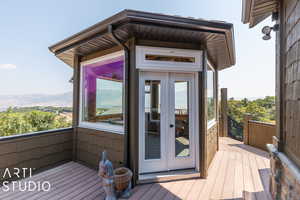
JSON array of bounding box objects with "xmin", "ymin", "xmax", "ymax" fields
[{"xmin": 0, "ymin": 108, "xmax": 71, "ymax": 137}]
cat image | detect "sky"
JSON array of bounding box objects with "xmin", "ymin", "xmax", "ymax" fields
[{"xmin": 0, "ymin": 0, "xmax": 275, "ymax": 98}]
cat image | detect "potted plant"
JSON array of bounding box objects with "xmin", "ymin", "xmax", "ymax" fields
[{"xmin": 113, "ymin": 167, "xmax": 132, "ymax": 193}]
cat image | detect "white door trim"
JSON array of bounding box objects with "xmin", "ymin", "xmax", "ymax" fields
[
  {"xmin": 167, "ymin": 73, "xmax": 196, "ymax": 170},
  {"xmin": 138, "ymin": 72, "xmax": 168, "ymax": 173},
  {"xmin": 139, "ymin": 71, "xmax": 199, "ymax": 174}
]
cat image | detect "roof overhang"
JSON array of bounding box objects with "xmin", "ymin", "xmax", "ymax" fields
[
  {"xmin": 242, "ymin": 0, "xmax": 278, "ymax": 28},
  {"xmin": 49, "ymin": 9, "xmax": 236, "ymax": 70}
]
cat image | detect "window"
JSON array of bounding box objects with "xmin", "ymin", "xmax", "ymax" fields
[
  {"xmin": 145, "ymin": 54, "xmax": 195, "ymax": 63},
  {"xmin": 144, "ymin": 80, "xmax": 161, "ymax": 159},
  {"xmin": 136, "ymin": 46, "xmax": 203, "ymax": 71},
  {"xmin": 80, "ymin": 51, "xmax": 124, "ymax": 133},
  {"xmin": 207, "ymin": 62, "xmax": 216, "ymax": 127}
]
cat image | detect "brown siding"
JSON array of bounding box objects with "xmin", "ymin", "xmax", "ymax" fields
[
  {"xmin": 76, "ymin": 127, "xmax": 124, "ymax": 169},
  {"xmin": 74, "ymin": 47, "xmax": 126, "ymax": 171},
  {"xmin": 269, "ymin": 0, "xmax": 300, "ymax": 199},
  {"xmin": 206, "ymin": 124, "xmax": 218, "ymax": 169},
  {"xmin": 199, "ymin": 53, "xmax": 207, "ymax": 177},
  {"xmin": 248, "ymin": 121, "xmax": 276, "ymax": 151},
  {"xmin": 283, "ymin": 0, "xmax": 300, "ymax": 168},
  {"xmin": 205, "ymin": 57, "xmax": 219, "ymax": 171},
  {"xmin": 72, "ymin": 54, "xmax": 81, "ymax": 161},
  {"xmin": 0, "ymin": 128, "xmax": 73, "ymax": 181},
  {"xmin": 128, "ymin": 39, "xmax": 139, "ymax": 185}
]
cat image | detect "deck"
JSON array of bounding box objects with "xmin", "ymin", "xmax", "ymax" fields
[{"xmin": 0, "ymin": 137, "xmax": 271, "ymax": 200}]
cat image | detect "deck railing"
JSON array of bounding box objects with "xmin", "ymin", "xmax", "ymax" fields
[
  {"xmin": 226, "ymin": 114, "xmax": 276, "ymax": 151},
  {"xmin": 0, "ymin": 128, "xmax": 73, "ymax": 182},
  {"xmin": 243, "ymin": 116, "xmax": 276, "ymax": 151}
]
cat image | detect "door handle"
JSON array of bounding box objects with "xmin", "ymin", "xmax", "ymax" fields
[{"xmin": 170, "ymin": 124, "xmax": 174, "ymax": 128}]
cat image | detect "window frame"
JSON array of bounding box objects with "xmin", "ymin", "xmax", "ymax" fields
[
  {"xmin": 79, "ymin": 50, "xmax": 125, "ymax": 134},
  {"xmin": 206, "ymin": 61, "xmax": 217, "ymax": 129},
  {"xmin": 136, "ymin": 46, "xmax": 203, "ymax": 71}
]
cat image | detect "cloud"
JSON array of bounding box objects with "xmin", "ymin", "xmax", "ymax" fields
[{"xmin": 0, "ymin": 64, "xmax": 17, "ymax": 70}]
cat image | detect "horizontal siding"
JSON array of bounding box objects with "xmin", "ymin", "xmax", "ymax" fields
[
  {"xmin": 206, "ymin": 123, "xmax": 218, "ymax": 169},
  {"xmin": 76, "ymin": 127, "xmax": 124, "ymax": 169},
  {"xmin": 0, "ymin": 128, "xmax": 73, "ymax": 181}
]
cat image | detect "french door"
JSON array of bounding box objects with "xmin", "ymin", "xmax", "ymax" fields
[{"xmin": 139, "ymin": 71, "xmax": 196, "ymax": 174}]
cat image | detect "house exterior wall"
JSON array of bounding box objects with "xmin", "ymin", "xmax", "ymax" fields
[
  {"xmin": 73, "ymin": 42, "xmax": 218, "ymax": 182},
  {"xmin": 269, "ymin": 0, "xmax": 300, "ymax": 199},
  {"xmin": 198, "ymin": 53, "xmax": 219, "ymax": 177},
  {"xmin": 76, "ymin": 127, "xmax": 124, "ymax": 169},
  {"xmin": 282, "ymin": 0, "xmax": 300, "ymax": 170},
  {"xmin": 206, "ymin": 60, "xmax": 219, "ymax": 171},
  {"xmin": 0, "ymin": 128, "xmax": 73, "ymax": 182},
  {"xmin": 72, "ymin": 46, "xmax": 126, "ymax": 171}
]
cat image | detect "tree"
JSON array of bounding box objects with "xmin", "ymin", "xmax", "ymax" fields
[
  {"xmin": 228, "ymin": 96, "xmax": 275, "ymax": 124},
  {"xmin": 0, "ymin": 108, "xmax": 72, "ymax": 137}
]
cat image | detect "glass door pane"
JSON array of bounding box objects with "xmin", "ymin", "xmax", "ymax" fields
[
  {"xmin": 174, "ymin": 81, "xmax": 190, "ymax": 157},
  {"xmin": 144, "ymin": 80, "xmax": 161, "ymax": 160}
]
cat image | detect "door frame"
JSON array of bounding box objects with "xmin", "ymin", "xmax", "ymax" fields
[
  {"xmin": 168, "ymin": 73, "xmax": 197, "ymax": 170},
  {"xmin": 138, "ymin": 72, "xmax": 168, "ymax": 173},
  {"xmin": 138, "ymin": 71, "xmax": 199, "ymax": 174}
]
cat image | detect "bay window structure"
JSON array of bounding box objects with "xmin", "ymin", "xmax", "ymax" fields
[
  {"xmin": 207, "ymin": 62, "xmax": 216, "ymax": 127},
  {"xmin": 49, "ymin": 9, "xmax": 235, "ymax": 184},
  {"xmin": 80, "ymin": 51, "xmax": 124, "ymax": 133}
]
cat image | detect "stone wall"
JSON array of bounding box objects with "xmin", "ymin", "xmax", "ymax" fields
[
  {"xmin": 269, "ymin": 140, "xmax": 300, "ymax": 200},
  {"xmin": 206, "ymin": 123, "xmax": 218, "ymax": 169}
]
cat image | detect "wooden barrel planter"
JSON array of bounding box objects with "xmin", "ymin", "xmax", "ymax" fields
[{"xmin": 114, "ymin": 167, "xmax": 132, "ymax": 192}]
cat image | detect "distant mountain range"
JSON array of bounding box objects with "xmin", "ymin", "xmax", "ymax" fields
[
  {"xmin": 0, "ymin": 88, "xmax": 123, "ymax": 112},
  {"xmin": 0, "ymin": 92, "xmax": 73, "ymax": 111},
  {"xmin": 0, "ymin": 90, "xmax": 267, "ymax": 112}
]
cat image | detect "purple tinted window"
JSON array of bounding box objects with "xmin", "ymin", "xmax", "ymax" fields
[{"xmin": 82, "ymin": 54, "xmax": 124, "ymax": 127}]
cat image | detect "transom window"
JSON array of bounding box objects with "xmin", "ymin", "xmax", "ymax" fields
[
  {"xmin": 145, "ymin": 54, "xmax": 196, "ymax": 63},
  {"xmin": 80, "ymin": 51, "xmax": 124, "ymax": 133}
]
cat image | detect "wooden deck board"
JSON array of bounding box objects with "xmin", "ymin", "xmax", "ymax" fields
[
  {"xmin": 0, "ymin": 162, "xmax": 76, "ymax": 199},
  {"xmin": 198, "ymin": 150, "xmax": 225, "ymax": 200},
  {"xmin": 0, "ymin": 137, "xmax": 271, "ymax": 200},
  {"xmin": 1, "ymin": 162, "xmax": 86, "ymax": 200},
  {"xmin": 150, "ymin": 181, "xmax": 173, "ymax": 200},
  {"xmin": 221, "ymin": 150, "xmax": 236, "ymax": 199},
  {"xmin": 234, "ymin": 151, "xmax": 244, "ymax": 199}
]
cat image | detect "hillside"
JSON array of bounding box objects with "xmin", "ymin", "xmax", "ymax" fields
[{"xmin": 0, "ymin": 92, "xmax": 72, "ymax": 111}]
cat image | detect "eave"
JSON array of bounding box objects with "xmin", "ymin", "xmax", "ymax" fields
[
  {"xmin": 49, "ymin": 9, "xmax": 236, "ymax": 70},
  {"xmin": 242, "ymin": 0, "xmax": 279, "ymax": 28}
]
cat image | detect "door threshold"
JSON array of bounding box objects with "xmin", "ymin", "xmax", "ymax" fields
[{"xmin": 138, "ymin": 169, "xmax": 200, "ymax": 184}]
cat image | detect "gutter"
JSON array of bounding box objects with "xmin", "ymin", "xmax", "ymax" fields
[
  {"xmin": 108, "ymin": 24, "xmax": 130, "ymax": 168},
  {"xmin": 108, "ymin": 24, "xmax": 129, "ymax": 51},
  {"xmin": 242, "ymin": 0, "xmax": 252, "ymax": 24}
]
